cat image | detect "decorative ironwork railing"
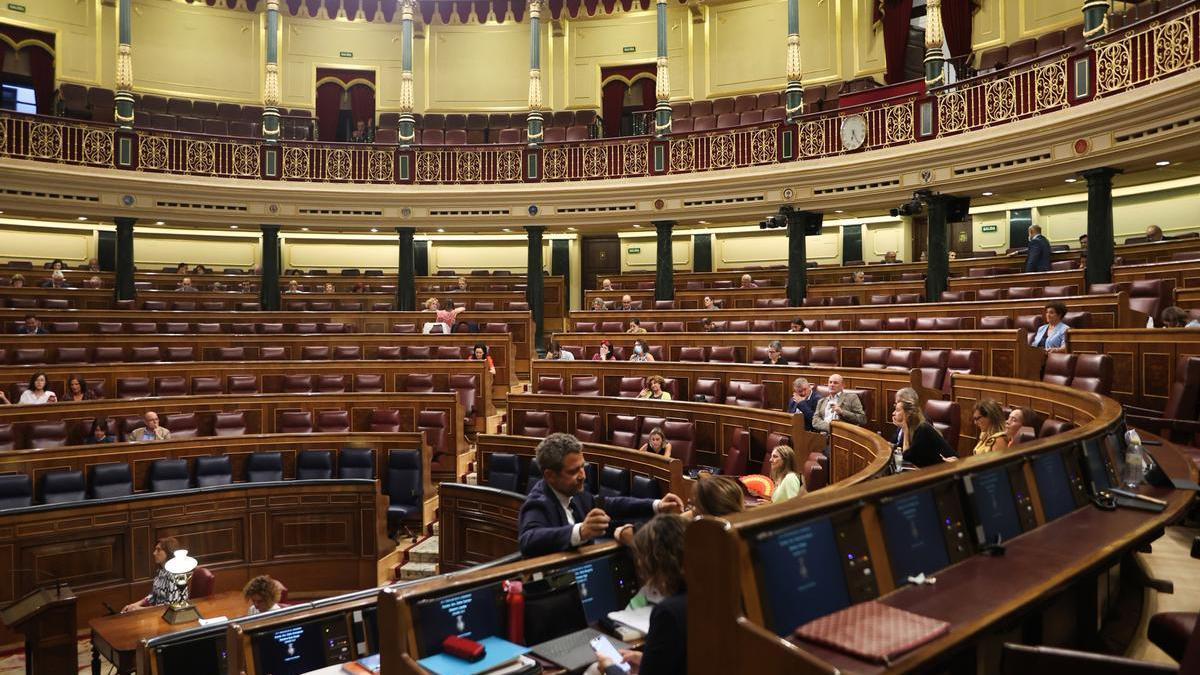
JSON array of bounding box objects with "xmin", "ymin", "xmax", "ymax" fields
[{"xmin": 0, "ymin": 3, "xmax": 1195, "ymax": 186}]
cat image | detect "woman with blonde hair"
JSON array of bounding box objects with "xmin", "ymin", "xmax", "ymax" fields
[
  {"xmin": 892, "ymin": 400, "xmax": 956, "ymax": 467},
  {"xmin": 768, "ymin": 445, "xmax": 803, "ymax": 503},
  {"xmin": 690, "ymin": 475, "xmax": 744, "ymax": 517},
  {"xmin": 638, "ymin": 375, "xmax": 672, "ymax": 400},
  {"xmin": 972, "ymin": 399, "xmax": 1009, "ymax": 455},
  {"xmin": 637, "ymin": 426, "xmax": 672, "ymax": 458}
]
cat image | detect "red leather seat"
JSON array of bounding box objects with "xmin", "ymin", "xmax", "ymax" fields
[
  {"xmin": 436, "ymin": 346, "xmax": 465, "ymax": 360},
  {"xmin": 886, "ymin": 349, "xmax": 918, "ymax": 370},
  {"xmin": 14, "ymin": 348, "xmax": 46, "ymax": 365},
  {"xmin": 294, "ymin": 322, "xmax": 318, "ymax": 333},
  {"xmin": 97, "ymin": 322, "xmax": 123, "ymax": 333},
  {"xmin": 195, "ymin": 323, "xmax": 221, "ymax": 334},
  {"xmin": 354, "ymin": 374, "xmax": 384, "ymax": 393},
  {"xmin": 1071, "ymin": 354, "xmax": 1113, "ymax": 396},
  {"xmin": 164, "ymin": 346, "xmax": 195, "ymax": 362},
  {"xmin": 130, "ymin": 347, "xmax": 161, "ymax": 362},
  {"xmin": 517, "ymin": 411, "xmax": 554, "ymax": 438},
  {"xmin": 885, "ymin": 317, "xmax": 912, "ymax": 331},
  {"xmin": 869, "ymin": 294, "xmax": 893, "ymax": 305},
  {"xmin": 661, "ymin": 321, "xmax": 685, "ymax": 333},
  {"xmin": 809, "ymin": 346, "xmax": 838, "ymax": 367},
  {"xmin": 377, "ymin": 346, "xmax": 403, "ymax": 359},
  {"xmin": 1038, "ymin": 418, "xmax": 1076, "ymax": 438},
  {"xmin": 600, "ymin": 321, "xmax": 624, "ymax": 332},
  {"xmin": 316, "ymin": 410, "xmax": 351, "ymax": 432},
  {"xmin": 418, "ymin": 410, "xmax": 451, "ymax": 471},
  {"xmin": 261, "ymin": 346, "xmax": 288, "ymax": 360},
  {"xmin": 803, "ymin": 453, "xmax": 829, "ymax": 492},
  {"xmin": 945, "ymin": 350, "xmax": 982, "ymax": 391},
  {"xmin": 50, "ymin": 321, "xmax": 80, "ymax": 333},
  {"xmin": 163, "ymin": 322, "xmax": 190, "ymax": 333},
  {"xmin": 1043, "ymin": 284, "xmax": 1078, "ymax": 297},
  {"xmin": 914, "ymin": 317, "xmax": 937, "ymax": 331},
  {"xmin": 918, "ymin": 349, "xmax": 949, "ymax": 390},
  {"xmin": 693, "ymin": 378, "xmax": 724, "ymax": 404},
  {"xmin": 334, "ymin": 345, "xmax": 361, "ymax": 360},
  {"xmin": 708, "ymin": 346, "xmax": 736, "ymax": 363},
  {"xmin": 128, "ymin": 322, "xmax": 156, "ymax": 334},
  {"xmin": 449, "ymin": 374, "xmax": 479, "ymax": 421},
  {"xmin": 301, "ymin": 346, "xmax": 330, "ymax": 360},
  {"xmin": 213, "ymin": 411, "xmax": 248, "ymax": 436},
  {"xmin": 278, "ymin": 410, "xmax": 314, "ymax": 434},
  {"xmin": 282, "ymin": 374, "xmax": 313, "ymax": 393},
  {"xmin": 369, "ymin": 408, "xmax": 401, "ymax": 432},
  {"xmin": 1008, "ymin": 287, "xmax": 1040, "ymax": 299},
  {"xmin": 1015, "ymin": 314, "xmax": 1044, "ymax": 335},
  {"xmin": 863, "ymin": 347, "xmax": 890, "ymax": 369},
  {"xmin": 575, "ymin": 322, "xmax": 597, "ymax": 333},
  {"xmin": 191, "ymin": 377, "xmax": 221, "ymax": 395},
  {"xmin": 654, "ymin": 300, "xmax": 676, "ymax": 309},
  {"xmin": 154, "ymin": 376, "xmax": 187, "ymax": 396},
  {"xmin": 722, "ymin": 428, "xmax": 750, "ymax": 476},
  {"xmin": 980, "ymin": 316, "xmax": 1013, "ymax": 329},
  {"xmin": 727, "ymin": 320, "xmax": 750, "ymax": 332},
  {"xmin": 894, "ymin": 293, "xmax": 922, "ymax": 304},
  {"xmin": 857, "ymin": 318, "xmax": 884, "ymax": 331},
  {"xmin": 803, "ymin": 297, "xmax": 828, "ymax": 307},
  {"xmin": 116, "ymin": 377, "xmax": 152, "ymax": 399},
  {"xmin": 678, "ymin": 346, "xmax": 706, "ymax": 362},
  {"xmin": 93, "ymin": 347, "xmax": 124, "ymax": 363},
  {"xmin": 610, "ymin": 415, "xmax": 639, "ymax": 448},
  {"xmin": 575, "ymin": 412, "xmax": 601, "ymax": 442},
  {"xmin": 484, "ymin": 323, "xmax": 509, "ymax": 333},
  {"xmin": 569, "ymin": 375, "xmax": 601, "ymax": 397},
  {"xmin": 316, "ymin": 374, "xmax": 346, "ymax": 392},
  {"xmin": 829, "ymin": 296, "xmax": 858, "ymax": 306},
  {"xmin": 978, "ymin": 289, "xmax": 1006, "ymax": 301},
  {"xmin": 924, "ymin": 399, "xmax": 961, "ymax": 453},
  {"xmin": 392, "ymin": 323, "xmax": 418, "ymax": 333},
  {"xmin": 404, "ymin": 374, "xmax": 436, "ymax": 392},
  {"xmin": 662, "ymin": 420, "xmax": 696, "ymax": 466},
  {"xmin": 320, "ymin": 322, "xmax": 347, "ymax": 333},
  {"xmin": 27, "ymin": 421, "xmax": 69, "ymax": 448},
  {"xmin": 936, "ymin": 317, "xmax": 967, "ymax": 330},
  {"xmin": 165, "ymin": 412, "xmax": 199, "ymax": 439},
  {"xmin": 227, "ymin": 375, "xmax": 258, "ymax": 394},
  {"xmin": 189, "ymin": 567, "xmax": 215, "ymax": 599},
  {"xmin": 619, "ymin": 377, "xmax": 645, "ymax": 399},
  {"xmin": 1042, "ymin": 353, "xmax": 1077, "ymax": 386},
  {"xmin": 941, "ymin": 291, "xmax": 971, "ymax": 302},
  {"xmin": 725, "ymin": 381, "xmax": 766, "ymax": 409},
  {"xmin": 537, "ymin": 376, "xmax": 564, "ymax": 394},
  {"xmin": 1063, "ymin": 311, "xmax": 1090, "ymax": 329},
  {"xmin": 473, "ymin": 301, "xmax": 495, "ymax": 311}
]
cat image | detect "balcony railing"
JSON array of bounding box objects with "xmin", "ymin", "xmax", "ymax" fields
[{"xmin": 0, "ymin": 3, "xmax": 1196, "ymax": 187}]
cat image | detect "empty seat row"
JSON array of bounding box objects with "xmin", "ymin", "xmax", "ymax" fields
[
  {"xmin": 0, "ymin": 343, "xmax": 494, "ymax": 365},
  {"xmin": 5, "ymin": 321, "xmax": 360, "ymax": 336},
  {"xmin": 486, "ymin": 452, "xmax": 661, "ymax": 502},
  {"xmin": 0, "ymin": 448, "xmax": 378, "ymax": 510},
  {"xmin": 1040, "ymin": 353, "xmax": 1115, "ymax": 397}
]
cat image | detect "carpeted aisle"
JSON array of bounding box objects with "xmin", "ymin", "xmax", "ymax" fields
[{"xmin": 0, "ymin": 635, "xmax": 108, "ymax": 675}]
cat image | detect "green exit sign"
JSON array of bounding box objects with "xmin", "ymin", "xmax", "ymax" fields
[
  {"xmin": 627, "ymin": 247, "xmax": 641, "ymax": 254},
  {"xmin": 339, "ymin": 51, "xmax": 354, "ymax": 58},
  {"xmin": 622, "ymin": 46, "xmax": 636, "ymax": 53},
  {"xmin": 7, "ymin": 3, "xmax": 26, "ymax": 12},
  {"xmin": 981, "ymin": 225, "xmax": 998, "ymax": 233}
]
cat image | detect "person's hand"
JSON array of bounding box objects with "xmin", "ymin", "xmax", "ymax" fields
[
  {"xmin": 120, "ymin": 602, "xmax": 141, "ymax": 613},
  {"xmin": 941, "ymin": 455, "xmax": 959, "ymax": 463},
  {"xmin": 620, "ymin": 650, "xmax": 642, "ymax": 669},
  {"xmin": 791, "ymin": 391, "xmax": 803, "ymax": 403},
  {"xmin": 0, "ymin": 391, "xmax": 9, "ymax": 405},
  {"xmin": 580, "ymin": 508, "xmax": 611, "ymax": 541},
  {"xmin": 831, "ymin": 402, "xmax": 843, "ymax": 415},
  {"xmin": 46, "ymin": 392, "xmax": 57, "ymax": 403},
  {"xmin": 615, "ymin": 524, "xmax": 635, "ymax": 547},
  {"xmin": 658, "ymin": 493, "xmax": 685, "ymax": 514},
  {"xmin": 597, "ymin": 652, "xmax": 615, "ymax": 670}
]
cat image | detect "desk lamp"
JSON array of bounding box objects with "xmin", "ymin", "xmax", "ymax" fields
[{"xmin": 161, "ymin": 549, "xmax": 202, "ymax": 625}]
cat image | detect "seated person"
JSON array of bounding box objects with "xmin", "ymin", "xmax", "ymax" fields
[
  {"xmin": 591, "ymin": 297, "xmax": 606, "ymax": 311},
  {"xmin": 243, "ymin": 575, "xmax": 283, "ymax": 615},
  {"xmin": 688, "ymin": 475, "xmax": 744, "ymax": 518},
  {"xmin": 892, "ymin": 400, "xmax": 956, "ymax": 468},
  {"xmin": 426, "ymin": 297, "xmax": 466, "ymax": 333},
  {"xmin": 17, "ymin": 313, "xmax": 46, "ymax": 335},
  {"xmin": 469, "ymin": 342, "xmax": 497, "ymax": 375},
  {"xmin": 129, "ymin": 411, "xmax": 171, "ymax": 442},
  {"xmin": 122, "ymin": 537, "xmax": 187, "ymax": 612},
  {"xmin": 883, "ymin": 251, "xmax": 898, "ymax": 263},
  {"xmin": 1162, "ymin": 306, "xmax": 1200, "ymax": 328},
  {"xmin": 175, "ymin": 262, "xmax": 189, "ymax": 274},
  {"xmin": 86, "ymin": 417, "xmax": 115, "ymax": 444},
  {"xmin": 629, "ymin": 338, "xmax": 655, "ymax": 362},
  {"xmin": 64, "ymin": 374, "xmax": 98, "ymax": 401},
  {"xmin": 739, "ymin": 274, "xmax": 756, "ymax": 289},
  {"xmin": 1146, "ymin": 224, "xmax": 1165, "ymax": 242},
  {"xmin": 768, "ymin": 445, "xmax": 803, "ymax": 503},
  {"xmin": 971, "ymin": 399, "xmax": 1009, "ymax": 455},
  {"xmin": 638, "ymin": 375, "xmax": 672, "ymax": 400},
  {"xmin": 787, "ymin": 377, "xmax": 820, "ymax": 430},
  {"xmin": 193, "ymin": 264, "xmax": 209, "ymax": 274},
  {"xmin": 601, "ymin": 278, "xmax": 614, "ymax": 291},
  {"xmin": 10, "ymin": 273, "xmax": 24, "ymax": 288},
  {"xmin": 455, "ymin": 276, "xmax": 469, "ymax": 292},
  {"xmin": 1004, "ymin": 407, "xmax": 1030, "ymax": 447},
  {"xmin": 41, "ymin": 270, "xmax": 71, "ymax": 289},
  {"xmin": 323, "ymin": 282, "xmax": 336, "ymax": 293},
  {"xmin": 702, "ymin": 296, "xmax": 717, "ymax": 311},
  {"xmin": 700, "ymin": 317, "xmax": 717, "ymax": 332},
  {"xmin": 546, "ymin": 341, "xmax": 575, "ymax": 360},
  {"xmin": 518, "ymin": 433, "xmax": 683, "ymax": 557},
  {"xmin": 285, "ymin": 280, "xmax": 302, "ymax": 293},
  {"xmin": 761, "ymin": 340, "xmax": 787, "ymax": 365},
  {"xmin": 595, "ymin": 515, "xmax": 689, "ymax": 675},
  {"xmin": 638, "ymin": 426, "xmax": 672, "ymax": 458},
  {"xmin": 351, "ymin": 281, "xmax": 369, "ymax": 293},
  {"xmin": 892, "ymin": 387, "xmax": 921, "ymax": 445},
  {"xmin": 85, "ymin": 258, "xmax": 100, "ymax": 272},
  {"xmin": 20, "ymin": 372, "xmax": 57, "ymax": 405},
  {"xmin": 851, "ymin": 270, "xmax": 866, "ymax": 284},
  {"xmin": 593, "ymin": 340, "xmax": 618, "ymax": 361},
  {"xmin": 618, "ymin": 294, "xmax": 635, "ymax": 311},
  {"xmin": 1031, "ymin": 301, "xmax": 1070, "ymax": 353},
  {"xmin": 210, "ymin": 280, "xmax": 226, "ymax": 292},
  {"xmin": 626, "ymin": 319, "xmax": 647, "ymax": 334},
  {"xmin": 812, "ymin": 374, "xmax": 867, "ymax": 432},
  {"xmin": 788, "ymin": 318, "xmax": 808, "ymax": 333},
  {"xmin": 177, "ymin": 277, "xmax": 199, "ymax": 292}
]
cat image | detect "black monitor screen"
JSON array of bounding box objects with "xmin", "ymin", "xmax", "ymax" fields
[
  {"xmin": 252, "ymin": 617, "xmax": 332, "ymax": 675},
  {"xmin": 879, "ymin": 488, "xmax": 951, "ymax": 581},
  {"xmin": 552, "ymin": 554, "xmax": 620, "ymax": 625},
  {"xmin": 354, "ymin": 606, "xmax": 379, "ymax": 656},
  {"xmin": 156, "ymin": 635, "xmax": 227, "ymax": 675},
  {"xmin": 1032, "ymin": 452, "xmax": 1078, "ymax": 521},
  {"xmin": 413, "ymin": 584, "xmax": 503, "ymax": 657},
  {"xmin": 966, "ymin": 466, "xmax": 1022, "ymax": 544},
  {"xmin": 752, "ymin": 517, "xmax": 851, "ymax": 636},
  {"xmin": 1083, "ymin": 438, "xmax": 1113, "ymax": 492}
]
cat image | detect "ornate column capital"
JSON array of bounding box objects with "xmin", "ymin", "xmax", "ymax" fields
[
  {"xmin": 924, "ymin": 0, "xmax": 944, "ymax": 50},
  {"xmin": 527, "ymin": 0, "xmax": 541, "ymax": 19}
]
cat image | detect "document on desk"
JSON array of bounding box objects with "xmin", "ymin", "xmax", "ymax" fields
[
  {"xmin": 606, "ymin": 606, "xmax": 653, "ymax": 635},
  {"xmin": 416, "ymin": 637, "xmax": 529, "ymax": 675},
  {"xmin": 794, "ymin": 601, "xmax": 949, "ymax": 664}
]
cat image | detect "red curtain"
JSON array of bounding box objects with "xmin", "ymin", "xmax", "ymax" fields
[
  {"xmin": 877, "ymin": 0, "xmax": 914, "ymax": 84},
  {"xmin": 599, "ymin": 63, "xmax": 656, "ymax": 137},
  {"xmin": 315, "ymin": 81, "xmax": 343, "ymax": 141},
  {"xmin": 0, "ymin": 25, "xmax": 56, "ymax": 115},
  {"xmin": 941, "ymin": 0, "xmax": 979, "ymax": 59},
  {"xmin": 315, "ymin": 68, "xmax": 376, "ymax": 141}
]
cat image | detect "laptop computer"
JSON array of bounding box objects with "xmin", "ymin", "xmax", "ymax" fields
[{"xmin": 524, "ymin": 578, "xmax": 628, "ymax": 673}]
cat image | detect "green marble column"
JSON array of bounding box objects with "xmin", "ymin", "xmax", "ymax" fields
[
  {"xmin": 262, "ymin": 0, "xmax": 281, "ymax": 141},
  {"xmin": 397, "ymin": 227, "xmax": 417, "ymax": 310},
  {"xmin": 925, "ymin": 196, "xmax": 951, "ymax": 302},
  {"xmin": 654, "ymin": 221, "xmax": 675, "ymax": 302},
  {"xmin": 114, "ymin": 217, "xmax": 136, "ymax": 301},
  {"xmin": 114, "ymin": 0, "xmax": 134, "ymax": 129},
  {"xmin": 526, "ymin": 226, "xmax": 546, "ymax": 350},
  {"xmin": 260, "ymin": 225, "xmax": 281, "ymax": 311},
  {"xmin": 784, "ymin": 0, "xmax": 804, "ymax": 120},
  {"xmin": 924, "ymin": 0, "xmax": 946, "ymax": 88},
  {"xmin": 787, "ymin": 212, "xmax": 821, "ymax": 306},
  {"xmin": 526, "ymin": 0, "xmax": 545, "ymax": 145},
  {"xmin": 653, "ymin": 0, "xmax": 672, "ymax": 137},
  {"xmin": 399, "ymin": 0, "xmax": 417, "ymax": 146},
  {"xmin": 1083, "ymin": 0, "xmax": 1111, "ymax": 39},
  {"xmin": 1082, "ymin": 167, "xmax": 1121, "ymax": 288}
]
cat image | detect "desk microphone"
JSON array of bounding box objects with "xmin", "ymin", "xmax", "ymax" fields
[
  {"xmin": 979, "ymin": 535, "xmax": 1006, "ymax": 557},
  {"xmin": 9, "ymin": 568, "xmax": 64, "ymax": 595},
  {"xmin": 102, "ymin": 602, "xmax": 119, "ymax": 616}
]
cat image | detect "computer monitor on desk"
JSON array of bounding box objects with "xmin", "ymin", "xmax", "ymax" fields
[
  {"xmin": 879, "ymin": 487, "xmax": 953, "ymax": 581},
  {"xmin": 1031, "ymin": 450, "xmax": 1088, "ymax": 521},
  {"xmin": 250, "ymin": 612, "xmax": 355, "ymax": 674},
  {"xmin": 412, "ymin": 583, "xmax": 505, "ymax": 658},
  {"xmin": 546, "ymin": 553, "xmax": 637, "ymax": 625},
  {"xmin": 1082, "ymin": 438, "xmax": 1116, "ymax": 494},
  {"xmin": 962, "ymin": 464, "xmax": 1034, "ymax": 545},
  {"xmin": 150, "ymin": 630, "xmax": 228, "ymax": 675}
]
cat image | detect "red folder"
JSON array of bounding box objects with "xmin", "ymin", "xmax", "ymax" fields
[{"xmin": 794, "ymin": 601, "xmax": 950, "ymax": 664}]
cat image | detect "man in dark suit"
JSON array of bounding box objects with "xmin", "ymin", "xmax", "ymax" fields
[
  {"xmin": 16, "ymin": 314, "xmax": 46, "ymax": 335},
  {"xmin": 1025, "ymin": 224, "xmax": 1051, "ymax": 272},
  {"xmin": 518, "ymin": 433, "xmax": 684, "ymax": 558},
  {"xmin": 787, "ymin": 377, "xmax": 821, "ymax": 431}
]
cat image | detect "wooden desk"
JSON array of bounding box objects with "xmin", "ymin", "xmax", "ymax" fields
[{"xmin": 90, "ymin": 591, "xmax": 246, "ymax": 675}]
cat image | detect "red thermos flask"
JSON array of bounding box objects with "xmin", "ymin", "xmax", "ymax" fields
[{"xmin": 504, "ymin": 580, "xmax": 524, "ymax": 645}]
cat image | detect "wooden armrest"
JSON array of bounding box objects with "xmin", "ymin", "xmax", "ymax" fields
[{"xmin": 1001, "ymin": 643, "xmax": 1178, "ymax": 675}]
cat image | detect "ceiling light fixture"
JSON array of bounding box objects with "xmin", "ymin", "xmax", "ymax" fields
[
  {"xmin": 1065, "ymin": 178, "xmax": 1077, "ymax": 183},
  {"xmin": 301, "ymin": 227, "xmax": 309, "ymax": 231},
  {"xmin": 568, "ymin": 227, "xmax": 577, "ymax": 231},
  {"xmin": 370, "ymin": 228, "xmax": 379, "ymax": 232},
  {"xmin": 981, "ymin": 191, "xmax": 994, "ymax": 197},
  {"xmin": 834, "ymin": 210, "xmax": 844, "ymax": 214},
  {"xmin": 437, "ymin": 228, "xmax": 445, "ymax": 233},
  {"xmin": 230, "ymin": 225, "xmax": 239, "ymax": 229},
  {"xmin": 698, "ymin": 220, "xmax": 709, "ymax": 225},
  {"xmin": 1156, "ymin": 160, "xmax": 1171, "ymax": 166},
  {"xmin": 77, "ymin": 216, "xmax": 88, "ymax": 221},
  {"xmin": 632, "ymin": 224, "xmax": 642, "ymax": 228},
  {"xmin": 155, "ymin": 220, "xmax": 165, "ymax": 225},
  {"xmin": 502, "ymin": 228, "xmax": 512, "ymax": 232}
]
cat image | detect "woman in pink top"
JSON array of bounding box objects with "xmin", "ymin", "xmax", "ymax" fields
[{"xmin": 426, "ymin": 297, "xmax": 466, "ymax": 332}]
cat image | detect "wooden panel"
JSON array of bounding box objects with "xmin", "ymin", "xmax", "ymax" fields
[
  {"xmin": 1067, "ymin": 328, "xmax": 1200, "ymax": 413},
  {"xmin": 437, "ymin": 483, "xmax": 523, "ymax": 573}
]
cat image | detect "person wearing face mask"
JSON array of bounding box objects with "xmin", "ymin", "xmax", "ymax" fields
[
  {"xmin": 628, "ymin": 339, "xmax": 655, "ymax": 362},
  {"xmin": 812, "ymin": 374, "xmax": 867, "ymax": 432}
]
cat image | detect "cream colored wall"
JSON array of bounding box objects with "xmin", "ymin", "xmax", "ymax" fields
[
  {"xmin": 0, "ymin": 221, "xmax": 261, "ymax": 268},
  {"xmin": 972, "ymin": 0, "xmax": 1082, "ymax": 53},
  {"xmin": 563, "ymin": 8, "xmax": 688, "ymax": 110},
  {"xmin": 713, "ymin": 228, "xmax": 843, "ymax": 268},
  {"xmin": 0, "ymin": 0, "xmax": 109, "ymax": 86},
  {"xmin": 972, "ymin": 210, "xmax": 1009, "ymax": 252},
  {"xmin": 0, "ymin": 223, "xmax": 94, "ymax": 268},
  {"xmin": 136, "ymin": 232, "xmax": 260, "ymax": 268},
  {"xmin": 619, "ymin": 234, "xmax": 693, "ymax": 272},
  {"xmin": 281, "ymin": 16, "xmax": 401, "ymax": 111},
  {"xmin": 426, "ymin": 22, "xmax": 534, "ymax": 111},
  {"xmin": 428, "ymin": 239, "xmax": 551, "ymax": 274}
]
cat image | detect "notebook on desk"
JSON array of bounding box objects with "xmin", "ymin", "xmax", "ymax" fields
[{"xmin": 793, "ymin": 601, "xmax": 949, "ymax": 665}]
